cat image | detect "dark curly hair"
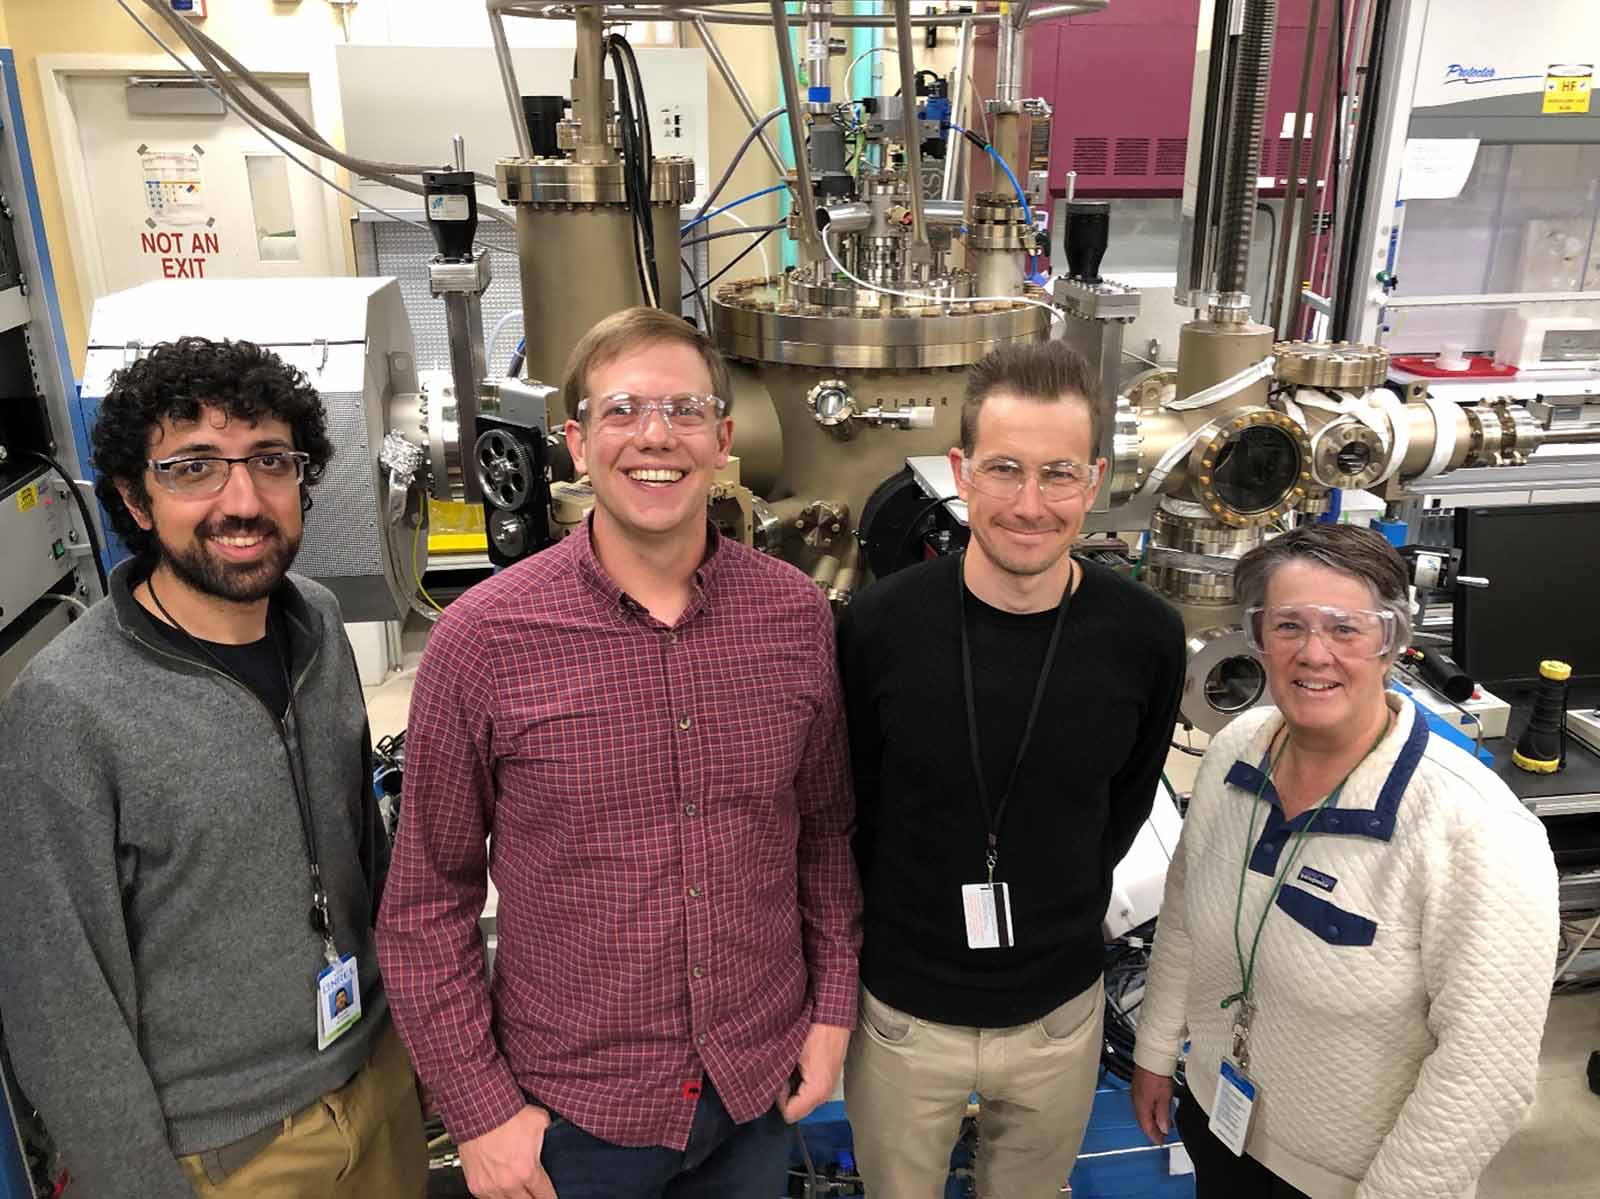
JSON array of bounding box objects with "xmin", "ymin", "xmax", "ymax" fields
[{"xmin": 91, "ymin": 336, "xmax": 334, "ymax": 563}]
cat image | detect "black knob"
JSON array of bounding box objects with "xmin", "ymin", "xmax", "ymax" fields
[
  {"xmin": 521, "ymin": 95, "xmax": 567, "ymax": 158},
  {"xmin": 1064, "ymin": 200, "xmax": 1110, "ymax": 284},
  {"xmin": 421, "ymin": 169, "xmax": 478, "ymax": 262}
]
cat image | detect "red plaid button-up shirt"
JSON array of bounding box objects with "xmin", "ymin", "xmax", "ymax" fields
[{"xmin": 377, "ymin": 522, "xmax": 860, "ymax": 1149}]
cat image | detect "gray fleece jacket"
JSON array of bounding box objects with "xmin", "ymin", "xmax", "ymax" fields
[{"xmin": 0, "ymin": 560, "xmax": 390, "ymax": 1198}]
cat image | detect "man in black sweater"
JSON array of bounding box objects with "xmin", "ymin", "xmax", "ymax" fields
[{"xmin": 838, "ymin": 341, "xmax": 1184, "ymax": 1196}]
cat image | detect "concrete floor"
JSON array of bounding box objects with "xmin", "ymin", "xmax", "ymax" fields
[
  {"xmin": 1479, "ymin": 995, "xmax": 1600, "ymax": 1198},
  {"xmin": 366, "ymin": 670, "xmax": 1600, "ymax": 1195}
]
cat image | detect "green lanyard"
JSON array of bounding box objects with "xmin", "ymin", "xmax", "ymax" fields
[{"xmin": 1223, "ymin": 712, "xmax": 1392, "ymax": 1068}]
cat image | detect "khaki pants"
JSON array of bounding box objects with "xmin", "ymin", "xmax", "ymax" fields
[
  {"xmin": 843, "ymin": 980, "xmax": 1104, "ymax": 1199},
  {"xmin": 178, "ymin": 1024, "xmax": 428, "ymax": 1199}
]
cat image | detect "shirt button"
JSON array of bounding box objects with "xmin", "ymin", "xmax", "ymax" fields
[
  {"xmin": 677, "ymin": 715, "xmax": 692, "ymax": 731},
  {"xmin": 666, "ymin": 631, "xmax": 678, "ymax": 644},
  {"xmin": 696, "ymin": 1033, "xmax": 708, "ymax": 1046},
  {"xmin": 691, "ymin": 965, "xmax": 706, "ymax": 979},
  {"xmin": 1328, "ymin": 925, "xmax": 1341, "ymax": 937},
  {"xmin": 684, "ymin": 802, "xmax": 697, "ymax": 816},
  {"xmin": 687, "ymin": 885, "xmax": 702, "ymax": 898}
]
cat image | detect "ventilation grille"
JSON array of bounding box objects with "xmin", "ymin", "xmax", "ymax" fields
[
  {"xmin": 1071, "ymin": 135, "xmax": 1192, "ymax": 179},
  {"xmin": 1072, "ymin": 137, "xmax": 1108, "ymax": 176},
  {"xmin": 1113, "ymin": 137, "xmax": 1151, "ymax": 175},
  {"xmin": 1155, "ymin": 137, "xmax": 1188, "ymax": 175}
]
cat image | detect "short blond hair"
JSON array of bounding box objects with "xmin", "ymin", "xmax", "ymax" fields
[{"xmin": 560, "ymin": 307, "xmax": 733, "ymax": 422}]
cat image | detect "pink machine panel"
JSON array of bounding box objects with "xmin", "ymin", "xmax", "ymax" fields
[{"xmin": 1030, "ymin": 0, "xmax": 1330, "ymax": 198}]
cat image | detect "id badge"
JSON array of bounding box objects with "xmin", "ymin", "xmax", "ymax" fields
[
  {"xmin": 960, "ymin": 882, "xmax": 1014, "ymax": 949},
  {"xmin": 1209, "ymin": 1058, "xmax": 1258, "ymax": 1157},
  {"xmin": 315, "ymin": 954, "xmax": 362, "ymax": 1051}
]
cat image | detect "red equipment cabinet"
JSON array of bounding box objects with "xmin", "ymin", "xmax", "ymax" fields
[{"xmin": 1029, "ymin": 0, "xmax": 1332, "ymax": 198}]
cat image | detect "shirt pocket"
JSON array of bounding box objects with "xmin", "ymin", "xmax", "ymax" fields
[{"xmin": 1274, "ymin": 883, "xmax": 1378, "ymax": 947}]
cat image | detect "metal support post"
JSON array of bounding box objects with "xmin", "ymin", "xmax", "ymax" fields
[
  {"xmin": 430, "ymin": 252, "xmax": 493, "ymax": 503},
  {"xmin": 772, "ymin": 0, "xmax": 825, "ymax": 265},
  {"xmin": 693, "ymin": 17, "xmax": 790, "ymax": 177},
  {"xmin": 893, "ymin": 0, "xmax": 931, "ymax": 262}
]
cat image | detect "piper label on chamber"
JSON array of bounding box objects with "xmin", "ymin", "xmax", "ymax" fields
[
  {"xmin": 428, "ymin": 194, "xmax": 471, "ymax": 222},
  {"xmin": 1544, "ymin": 65, "xmax": 1592, "ymax": 115}
]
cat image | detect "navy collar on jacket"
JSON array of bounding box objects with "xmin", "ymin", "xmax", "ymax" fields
[{"xmin": 1225, "ymin": 697, "xmax": 1430, "ymax": 875}]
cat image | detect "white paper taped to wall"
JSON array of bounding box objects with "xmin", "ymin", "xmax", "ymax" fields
[
  {"xmin": 1398, "ymin": 138, "xmax": 1480, "ymax": 201},
  {"xmin": 142, "ymin": 150, "xmax": 207, "ymax": 225}
]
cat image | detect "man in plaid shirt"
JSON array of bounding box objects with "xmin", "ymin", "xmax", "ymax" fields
[{"xmin": 378, "ymin": 307, "xmax": 861, "ymax": 1199}]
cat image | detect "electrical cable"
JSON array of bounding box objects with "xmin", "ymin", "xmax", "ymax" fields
[
  {"xmin": 36, "ymin": 592, "xmax": 91, "ymax": 615},
  {"xmin": 116, "ymin": 1, "xmax": 517, "ymax": 256},
  {"xmin": 946, "ymin": 123, "xmax": 1031, "ymax": 225},
  {"xmin": 1122, "ymin": 347, "xmax": 1163, "ymax": 370},
  {"xmin": 794, "ymin": 1125, "xmax": 820, "ymax": 1194},
  {"xmin": 965, "ymin": 69, "xmax": 993, "ymax": 142},
  {"xmin": 410, "ymin": 519, "xmax": 445, "ymax": 615},
  {"xmin": 681, "ymin": 256, "xmax": 711, "ymax": 332},
  {"xmin": 680, "ymin": 183, "xmax": 789, "ymax": 234},
  {"xmin": 1255, "ymin": 200, "xmax": 1277, "ymax": 323},
  {"xmin": 892, "ymin": 494, "xmax": 958, "ymax": 566},
  {"xmin": 821, "ymin": 222, "xmax": 1063, "ymax": 325},
  {"xmin": 1169, "ymin": 740, "xmax": 1206, "ymax": 757},
  {"xmin": 1555, "ymin": 911, "xmax": 1600, "ymax": 980},
  {"xmin": 680, "ymin": 222, "xmax": 785, "ymax": 248},
  {"xmin": 684, "ymin": 226, "xmax": 779, "ymax": 301},
  {"xmin": 1100, "ymin": 917, "xmax": 1182, "ymax": 1087},
  {"xmin": 26, "ymin": 451, "xmax": 109, "ymax": 596},
  {"xmin": 607, "ymin": 32, "xmax": 661, "ymax": 308},
  {"xmin": 845, "ymin": 44, "xmax": 893, "ymax": 85},
  {"xmin": 1396, "ymin": 657, "xmax": 1484, "ymax": 758},
  {"xmin": 137, "ymin": 0, "xmax": 498, "ymax": 188},
  {"xmin": 692, "ymin": 107, "xmax": 788, "ymax": 227},
  {"xmin": 621, "ymin": 35, "xmax": 662, "ymax": 305},
  {"xmin": 704, "ymin": 209, "xmax": 772, "ymax": 278},
  {"xmin": 614, "ymin": 35, "xmax": 659, "ymax": 305},
  {"xmin": 507, "ymin": 337, "xmax": 526, "ymax": 380},
  {"xmin": 487, "ymin": 309, "xmax": 524, "ymax": 375}
]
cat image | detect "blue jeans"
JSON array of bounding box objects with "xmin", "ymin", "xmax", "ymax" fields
[{"xmin": 539, "ymin": 1078, "xmax": 792, "ymax": 1199}]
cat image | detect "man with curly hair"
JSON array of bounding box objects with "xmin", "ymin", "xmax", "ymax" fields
[{"xmin": 0, "ymin": 337, "xmax": 426, "ymax": 1198}]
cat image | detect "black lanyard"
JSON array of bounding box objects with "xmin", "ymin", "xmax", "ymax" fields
[
  {"xmin": 957, "ymin": 554, "xmax": 1075, "ymax": 883},
  {"xmin": 148, "ymin": 577, "xmax": 336, "ymax": 961}
]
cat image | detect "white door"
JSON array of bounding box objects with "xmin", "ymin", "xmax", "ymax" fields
[{"xmin": 63, "ymin": 72, "xmax": 341, "ymax": 308}]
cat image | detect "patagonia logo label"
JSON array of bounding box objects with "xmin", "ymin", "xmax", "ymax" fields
[{"xmin": 1298, "ymin": 866, "xmax": 1338, "ymax": 892}]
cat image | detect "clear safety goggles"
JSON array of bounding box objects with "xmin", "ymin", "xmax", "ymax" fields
[
  {"xmin": 961, "ymin": 456, "xmax": 1102, "ymax": 502},
  {"xmin": 577, "ymin": 392, "xmax": 726, "ymax": 436},
  {"xmin": 1244, "ymin": 603, "xmax": 1397, "ymax": 660}
]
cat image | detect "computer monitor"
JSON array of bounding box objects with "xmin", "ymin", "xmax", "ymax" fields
[{"xmin": 1452, "ymin": 501, "xmax": 1600, "ymax": 696}]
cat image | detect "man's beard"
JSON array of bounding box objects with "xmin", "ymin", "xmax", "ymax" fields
[{"xmin": 157, "ymin": 515, "xmax": 302, "ymax": 604}]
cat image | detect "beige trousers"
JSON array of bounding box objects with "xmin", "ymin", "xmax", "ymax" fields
[
  {"xmin": 177, "ymin": 1024, "xmax": 428, "ymax": 1199},
  {"xmin": 843, "ymin": 979, "xmax": 1104, "ymax": 1199}
]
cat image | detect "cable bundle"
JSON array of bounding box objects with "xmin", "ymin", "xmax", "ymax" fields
[
  {"xmin": 605, "ymin": 34, "xmax": 662, "ymax": 309},
  {"xmin": 1101, "ymin": 917, "xmax": 1185, "ymax": 1088}
]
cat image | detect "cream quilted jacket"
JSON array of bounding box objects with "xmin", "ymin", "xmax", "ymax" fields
[{"xmin": 1134, "ymin": 695, "xmax": 1560, "ymax": 1199}]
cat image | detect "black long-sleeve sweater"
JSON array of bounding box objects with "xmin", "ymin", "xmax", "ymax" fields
[{"xmin": 838, "ymin": 552, "xmax": 1185, "ymax": 1028}]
